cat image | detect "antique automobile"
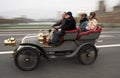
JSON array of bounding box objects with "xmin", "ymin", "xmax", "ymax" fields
[{"xmin": 6, "ymin": 26, "xmax": 102, "ymax": 71}]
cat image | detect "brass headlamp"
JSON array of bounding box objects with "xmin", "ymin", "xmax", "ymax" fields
[{"xmin": 4, "ymin": 37, "xmax": 16, "ymax": 46}]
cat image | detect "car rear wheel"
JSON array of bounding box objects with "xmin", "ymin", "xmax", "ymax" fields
[
  {"xmin": 78, "ymin": 44, "xmax": 98, "ymax": 65},
  {"xmin": 14, "ymin": 47, "xmax": 40, "ymax": 71}
]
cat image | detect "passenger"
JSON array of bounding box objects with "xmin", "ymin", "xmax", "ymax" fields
[
  {"xmin": 79, "ymin": 13, "xmax": 88, "ymax": 30},
  {"xmin": 51, "ymin": 11, "xmax": 76, "ymax": 46},
  {"xmin": 82, "ymin": 12, "xmax": 98, "ymax": 32}
]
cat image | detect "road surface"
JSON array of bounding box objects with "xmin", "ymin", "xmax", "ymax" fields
[{"xmin": 0, "ymin": 28, "xmax": 120, "ymax": 78}]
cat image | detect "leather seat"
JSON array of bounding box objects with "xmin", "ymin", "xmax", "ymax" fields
[
  {"xmin": 65, "ymin": 27, "xmax": 80, "ymax": 33},
  {"xmin": 60, "ymin": 27, "xmax": 80, "ymax": 41},
  {"xmin": 78, "ymin": 26, "xmax": 102, "ymax": 39}
]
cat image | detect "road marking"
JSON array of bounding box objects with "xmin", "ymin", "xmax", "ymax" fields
[
  {"xmin": 0, "ymin": 51, "xmax": 13, "ymax": 54},
  {"xmin": 97, "ymin": 40, "xmax": 103, "ymax": 43},
  {"xmin": 100, "ymin": 35, "xmax": 114, "ymax": 38},
  {"xmin": 0, "ymin": 44, "xmax": 120, "ymax": 55},
  {"xmin": 0, "ymin": 34, "xmax": 37, "ymax": 36},
  {"xmin": 102, "ymin": 31, "xmax": 120, "ymax": 34},
  {"xmin": 0, "ymin": 34, "xmax": 25, "ymax": 36},
  {"xmin": 96, "ymin": 44, "xmax": 120, "ymax": 48}
]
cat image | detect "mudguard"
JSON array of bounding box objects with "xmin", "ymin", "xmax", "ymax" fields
[
  {"xmin": 16, "ymin": 43, "xmax": 50, "ymax": 61},
  {"xmin": 65, "ymin": 43, "xmax": 97, "ymax": 57}
]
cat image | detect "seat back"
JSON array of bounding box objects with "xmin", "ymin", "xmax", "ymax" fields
[
  {"xmin": 78, "ymin": 26, "xmax": 102, "ymax": 39},
  {"xmin": 63, "ymin": 27, "xmax": 80, "ymax": 40},
  {"xmin": 91, "ymin": 26, "xmax": 102, "ymax": 33}
]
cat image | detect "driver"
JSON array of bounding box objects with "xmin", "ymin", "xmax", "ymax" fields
[
  {"xmin": 51, "ymin": 11, "xmax": 76, "ymax": 46},
  {"xmin": 47, "ymin": 12, "xmax": 67, "ymax": 43}
]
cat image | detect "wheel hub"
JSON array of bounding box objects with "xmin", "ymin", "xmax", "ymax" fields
[
  {"xmin": 86, "ymin": 53, "xmax": 91, "ymax": 57},
  {"xmin": 25, "ymin": 58, "xmax": 30, "ymax": 62}
]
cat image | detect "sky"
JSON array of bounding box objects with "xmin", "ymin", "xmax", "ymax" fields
[{"xmin": 0, "ymin": 0, "xmax": 119, "ymax": 19}]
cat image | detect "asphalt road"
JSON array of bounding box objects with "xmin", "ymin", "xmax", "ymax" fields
[{"xmin": 0, "ymin": 28, "xmax": 120, "ymax": 78}]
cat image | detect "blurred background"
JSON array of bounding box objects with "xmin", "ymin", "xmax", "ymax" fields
[{"xmin": 0, "ymin": 0, "xmax": 120, "ymax": 29}]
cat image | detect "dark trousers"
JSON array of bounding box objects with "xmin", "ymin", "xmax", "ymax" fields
[{"xmin": 52, "ymin": 30, "xmax": 65, "ymax": 44}]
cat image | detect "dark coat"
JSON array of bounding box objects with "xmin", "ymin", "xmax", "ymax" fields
[
  {"xmin": 80, "ymin": 18, "xmax": 88, "ymax": 24},
  {"xmin": 53, "ymin": 17, "xmax": 76, "ymax": 31}
]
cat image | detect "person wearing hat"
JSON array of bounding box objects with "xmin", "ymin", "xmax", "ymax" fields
[
  {"xmin": 51, "ymin": 11, "xmax": 76, "ymax": 46},
  {"xmin": 60, "ymin": 11, "xmax": 76, "ymax": 30}
]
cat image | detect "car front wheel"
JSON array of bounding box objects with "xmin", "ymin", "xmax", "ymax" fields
[{"xmin": 14, "ymin": 47, "xmax": 40, "ymax": 71}]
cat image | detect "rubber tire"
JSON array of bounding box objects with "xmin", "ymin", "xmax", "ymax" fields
[
  {"xmin": 14, "ymin": 47, "xmax": 40, "ymax": 71},
  {"xmin": 77, "ymin": 44, "xmax": 98, "ymax": 65}
]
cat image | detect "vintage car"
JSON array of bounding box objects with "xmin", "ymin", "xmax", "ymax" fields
[{"xmin": 7, "ymin": 26, "xmax": 102, "ymax": 71}]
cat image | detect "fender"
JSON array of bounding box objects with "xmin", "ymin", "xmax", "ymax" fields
[
  {"xmin": 19, "ymin": 43, "xmax": 50, "ymax": 61},
  {"xmin": 65, "ymin": 43, "xmax": 97, "ymax": 58}
]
